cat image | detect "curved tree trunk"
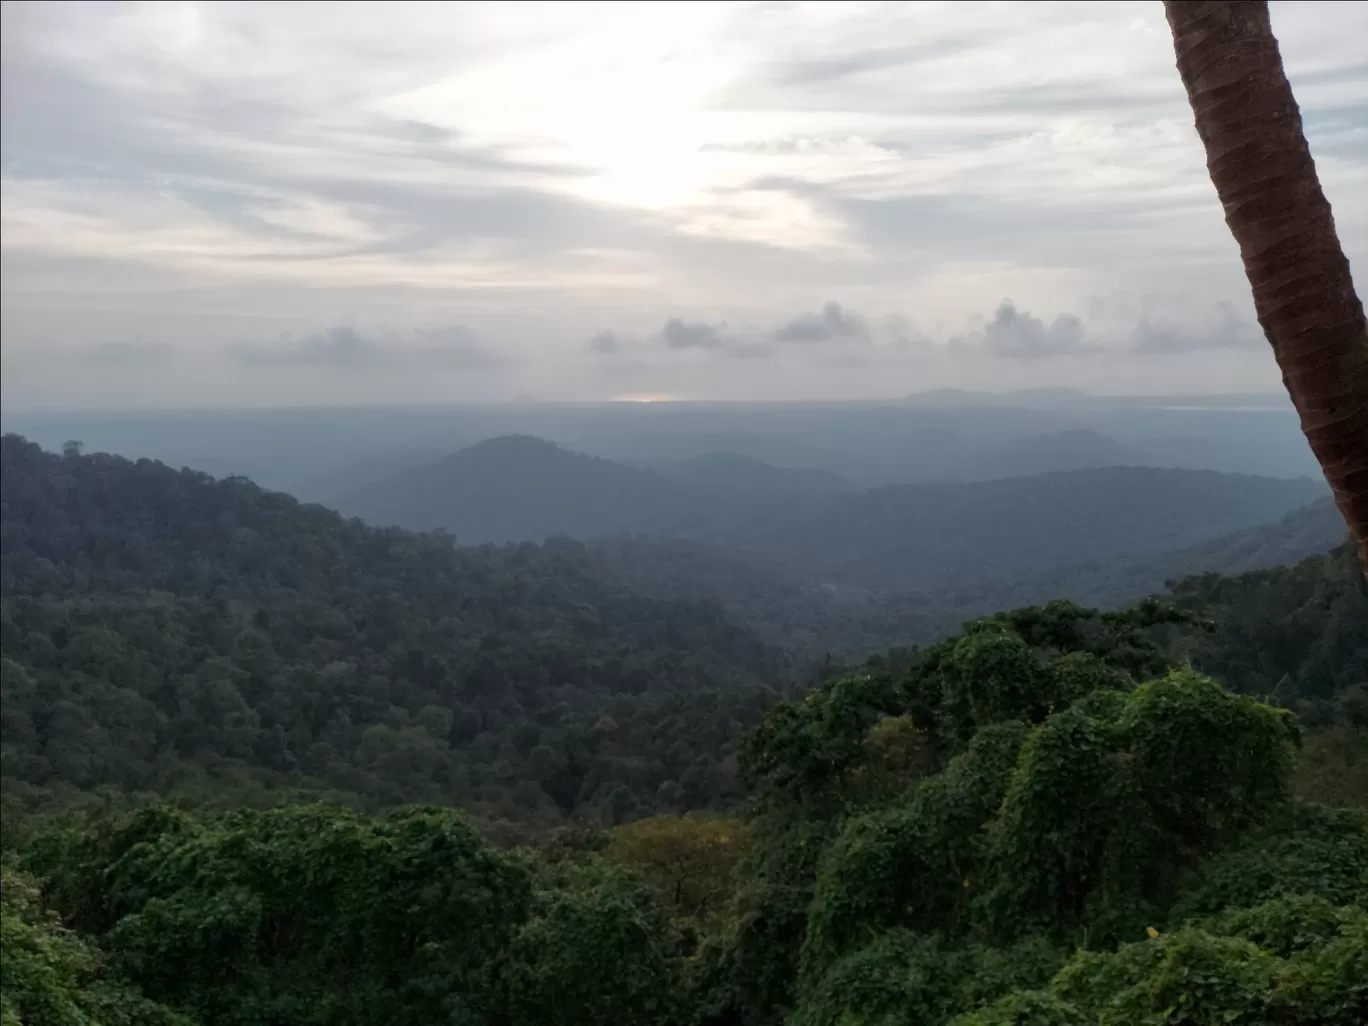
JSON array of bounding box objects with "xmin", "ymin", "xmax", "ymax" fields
[{"xmin": 1164, "ymin": 0, "xmax": 1368, "ymax": 570}]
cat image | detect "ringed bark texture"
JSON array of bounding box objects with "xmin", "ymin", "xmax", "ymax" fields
[{"xmin": 1165, "ymin": 0, "xmax": 1368, "ymax": 569}]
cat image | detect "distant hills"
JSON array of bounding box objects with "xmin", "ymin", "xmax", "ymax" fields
[
  {"xmin": 952, "ymin": 428, "xmax": 1145, "ymax": 481},
  {"xmin": 7, "ymin": 392, "xmax": 1319, "ymax": 497},
  {"xmin": 746, "ymin": 464, "xmax": 1329, "ymax": 591},
  {"xmin": 901, "ymin": 388, "xmax": 1293, "ymax": 411},
  {"xmin": 333, "ymin": 434, "xmax": 715, "ymax": 542},
  {"xmin": 0, "ymin": 434, "xmax": 788, "ymax": 834},
  {"xmin": 654, "ymin": 451, "xmax": 857, "ymax": 498},
  {"xmin": 2, "ymin": 433, "xmax": 1354, "ymax": 837},
  {"xmin": 595, "ymin": 492, "xmax": 1347, "ymax": 662},
  {"xmin": 332, "ymin": 435, "xmax": 1329, "ymax": 597},
  {"xmin": 961, "ymin": 495, "xmax": 1349, "ymax": 613}
]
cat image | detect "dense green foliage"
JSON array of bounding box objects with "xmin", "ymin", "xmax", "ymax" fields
[
  {"xmin": 27, "ymin": 806, "xmax": 530, "ymax": 1026},
  {"xmin": 8, "ymin": 604, "xmax": 1362, "ymax": 1026},
  {"xmin": 1, "ymin": 435, "xmax": 788, "ymax": 843},
  {"xmin": 11, "ymin": 806, "xmax": 687, "ymax": 1026},
  {"xmin": 3, "ymin": 435, "xmax": 1365, "ymax": 1025},
  {"xmin": 1159, "ymin": 541, "xmax": 1367, "ymax": 809},
  {"xmin": 690, "ymin": 602, "xmax": 1366, "ymax": 1026},
  {"xmin": 0, "ymin": 867, "xmax": 188, "ymax": 1026},
  {"xmin": 587, "ymin": 534, "xmax": 956, "ymax": 662},
  {"xmin": 1170, "ymin": 543, "xmax": 1368, "ymax": 717}
]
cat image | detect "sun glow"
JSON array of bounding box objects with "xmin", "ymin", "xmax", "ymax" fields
[
  {"xmin": 611, "ymin": 393, "xmax": 674, "ymax": 403},
  {"xmin": 378, "ymin": 5, "xmax": 740, "ymax": 210}
]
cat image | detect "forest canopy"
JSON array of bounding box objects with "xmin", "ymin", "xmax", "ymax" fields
[{"xmin": 2, "ymin": 435, "xmax": 1365, "ymax": 1025}]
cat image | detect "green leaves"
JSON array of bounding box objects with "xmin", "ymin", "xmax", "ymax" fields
[
  {"xmin": 0, "ymin": 868, "xmax": 192, "ymax": 1026},
  {"xmin": 739, "ymin": 672, "xmax": 903, "ymax": 809},
  {"xmin": 13, "ymin": 803, "xmax": 713, "ymax": 1026},
  {"xmin": 1054, "ymin": 929, "xmax": 1278, "ymax": 1025},
  {"xmin": 790, "ymin": 933, "xmax": 1064, "ymax": 1026},
  {"xmin": 502, "ymin": 861, "xmax": 682, "ymax": 1026},
  {"xmin": 1169, "ymin": 804, "xmax": 1368, "ymax": 921},
  {"xmin": 979, "ymin": 670, "xmax": 1299, "ymax": 944},
  {"xmin": 27, "ymin": 806, "xmax": 533, "ymax": 1026},
  {"xmin": 731, "ymin": 609, "xmax": 1338, "ymax": 1026},
  {"xmin": 803, "ymin": 722, "xmax": 1030, "ymax": 975}
]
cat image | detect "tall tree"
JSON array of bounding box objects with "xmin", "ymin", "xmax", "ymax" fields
[{"xmin": 1164, "ymin": 0, "xmax": 1368, "ymax": 570}]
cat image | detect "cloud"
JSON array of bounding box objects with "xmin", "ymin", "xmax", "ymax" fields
[
  {"xmin": 587, "ymin": 330, "xmax": 628, "ymax": 355},
  {"xmin": 1128, "ymin": 302, "xmax": 1264, "ymax": 354},
  {"xmin": 409, "ymin": 325, "xmax": 506, "ymax": 368},
  {"xmin": 624, "ymin": 298, "xmax": 1264, "ymax": 365},
  {"xmin": 773, "ymin": 301, "xmax": 870, "ymax": 343},
  {"xmin": 83, "ymin": 341, "xmax": 174, "ymax": 366},
  {"xmin": 953, "ymin": 300, "xmax": 1099, "ymax": 359},
  {"xmin": 3, "ymin": 0, "xmax": 1363, "ymax": 409},
  {"xmin": 662, "ymin": 318, "xmax": 732, "ymax": 351},
  {"xmin": 725, "ymin": 341, "xmax": 777, "ymax": 359},
  {"xmin": 228, "ymin": 324, "xmax": 503, "ymax": 369},
  {"xmin": 768, "ymin": 39, "xmax": 979, "ymax": 89},
  {"xmin": 232, "ymin": 326, "xmax": 372, "ymax": 367},
  {"xmin": 651, "ymin": 303, "xmax": 874, "ymax": 359},
  {"xmin": 880, "ymin": 313, "xmax": 935, "ymax": 350}
]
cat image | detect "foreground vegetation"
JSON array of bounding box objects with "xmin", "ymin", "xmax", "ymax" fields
[{"xmin": 4, "ymin": 603, "xmax": 1365, "ymax": 1024}]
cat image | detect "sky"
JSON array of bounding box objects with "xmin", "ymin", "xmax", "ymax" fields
[{"xmin": 2, "ymin": 0, "xmax": 1366, "ymax": 409}]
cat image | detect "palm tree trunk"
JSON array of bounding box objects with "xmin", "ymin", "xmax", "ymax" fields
[{"xmin": 1164, "ymin": 0, "xmax": 1368, "ymax": 570}]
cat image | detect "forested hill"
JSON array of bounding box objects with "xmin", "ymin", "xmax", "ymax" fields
[
  {"xmin": 744, "ymin": 465, "xmax": 1329, "ymax": 591},
  {"xmin": 1171, "ymin": 541, "xmax": 1367, "ymax": 715},
  {"xmin": 330, "ymin": 434, "xmax": 1328, "ymax": 593},
  {"xmin": 2, "ymin": 435, "xmax": 1356, "ymax": 846},
  {"xmin": 964, "ymin": 494, "xmax": 1350, "ymax": 614},
  {"xmin": 589, "ymin": 495, "xmax": 1350, "ymax": 662},
  {"xmin": 331, "ymin": 433, "xmax": 721, "ymax": 541},
  {"xmin": 0, "ymin": 435, "xmax": 788, "ymax": 840},
  {"xmin": 654, "ymin": 451, "xmax": 858, "ymax": 498},
  {"xmin": 4, "ymin": 438, "xmax": 1366, "ymax": 1026}
]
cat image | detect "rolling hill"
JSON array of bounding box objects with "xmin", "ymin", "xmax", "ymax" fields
[
  {"xmin": 331, "ymin": 434, "xmax": 716, "ymax": 543},
  {"xmin": 332, "ymin": 436, "xmax": 1329, "ymax": 596},
  {"xmin": 739, "ymin": 465, "xmax": 1329, "ymax": 591},
  {"xmin": 655, "ymin": 451, "xmax": 857, "ymax": 498},
  {"xmin": 955, "ymin": 428, "xmax": 1146, "ymax": 480},
  {"xmin": 0, "ymin": 434, "xmax": 786, "ymax": 837},
  {"xmin": 589, "ymin": 493, "xmax": 1345, "ymax": 666},
  {"xmin": 983, "ymin": 495, "xmax": 1349, "ymax": 611},
  {"xmin": 1, "ymin": 433, "xmax": 1356, "ymax": 846},
  {"xmin": 330, "ymin": 435, "xmax": 846, "ymax": 545}
]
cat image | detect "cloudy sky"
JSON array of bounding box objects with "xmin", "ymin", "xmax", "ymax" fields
[{"xmin": 2, "ymin": 0, "xmax": 1365, "ymax": 409}]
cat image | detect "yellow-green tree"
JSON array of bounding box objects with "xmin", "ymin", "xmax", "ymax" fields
[{"xmin": 605, "ymin": 815, "xmax": 747, "ymax": 919}]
